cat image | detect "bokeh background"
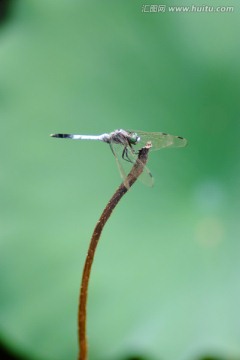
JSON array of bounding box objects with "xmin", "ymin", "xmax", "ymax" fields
[{"xmin": 0, "ymin": 1, "xmax": 239, "ymax": 360}]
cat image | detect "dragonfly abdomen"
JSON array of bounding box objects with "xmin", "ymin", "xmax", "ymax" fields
[{"xmin": 51, "ymin": 133, "xmax": 110, "ymax": 142}]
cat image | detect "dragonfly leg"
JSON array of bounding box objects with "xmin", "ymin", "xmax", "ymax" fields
[{"xmin": 122, "ymin": 146, "xmax": 133, "ymax": 163}]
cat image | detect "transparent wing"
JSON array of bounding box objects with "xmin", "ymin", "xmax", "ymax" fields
[
  {"xmin": 109, "ymin": 140, "xmax": 154, "ymax": 188},
  {"xmin": 109, "ymin": 142, "xmax": 130, "ymax": 188},
  {"xmin": 128, "ymin": 130, "xmax": 187, "ymax": 151},
  {"xmin": 126, "ymin": 145, "xmax": 154, "ymax": 187}
]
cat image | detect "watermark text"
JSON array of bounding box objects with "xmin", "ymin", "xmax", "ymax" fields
[{"xmin": 142, "ymin": 4, "xmax": 234, "ymax": 13}]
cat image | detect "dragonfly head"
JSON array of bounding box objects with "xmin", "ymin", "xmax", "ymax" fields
[{"xmin": 129, "ymin": 132, "xmax": 140, "ymax": 145}]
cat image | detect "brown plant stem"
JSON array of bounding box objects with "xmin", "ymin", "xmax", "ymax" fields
[{"xmin": 78, "ymin": 142, "xmax": 152, "ymax": 360}]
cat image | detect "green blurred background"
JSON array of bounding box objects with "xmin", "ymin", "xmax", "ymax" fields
[{"xmin": 0, "ymin": 1, "xmax": 239, "ymax": 360}]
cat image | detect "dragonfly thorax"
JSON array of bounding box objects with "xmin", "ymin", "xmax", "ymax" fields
[{"xmin": 109, "ymin": 129, "xmax": 139, "ymax": 147}]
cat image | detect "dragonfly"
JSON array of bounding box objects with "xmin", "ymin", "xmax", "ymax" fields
[{"xmin": 51, "ymin": 129, "xmax": 187, "ymax": 187}]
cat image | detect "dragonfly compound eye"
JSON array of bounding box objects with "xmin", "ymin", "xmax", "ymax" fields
[{"xmin": 130, "ymin": 133, "xmax": 140, "ymax": 144}]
